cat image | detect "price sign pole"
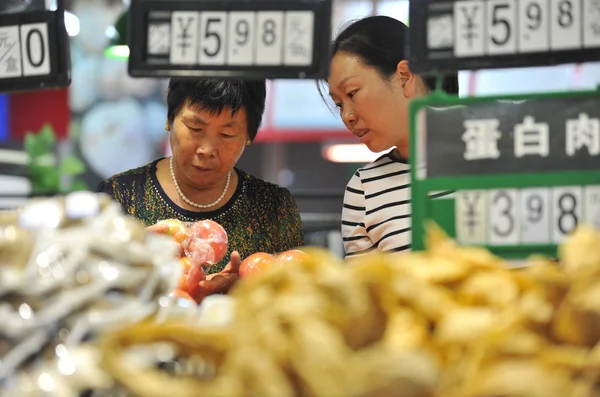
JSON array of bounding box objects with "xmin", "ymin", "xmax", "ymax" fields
[
  {"xmin": 408, "ymin": 0, "xmax": 600, "ymax": 260},
  {"xmin": 128, "ymin": 0, "xmax": 333, "ymax": 79},
  {"xmin": 0, "ymin": 0, "xmax": 71, "ymax": 93}
]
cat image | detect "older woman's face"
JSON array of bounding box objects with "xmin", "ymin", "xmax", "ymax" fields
[{"xmin": 170, "ymin": 102, "xmax": 249, "ymax": 190}]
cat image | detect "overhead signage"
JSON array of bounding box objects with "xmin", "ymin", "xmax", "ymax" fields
[
  {"xmin": 409, "ymin": 90, "xmax": 600, "ymax": 259},
  {"xmin": 0, "ymin": 8, "xmax": 71, "ymax": 93},
  {"xmin": 128, "ymin": 0, "xmax": 333, "ymax": 79},
  {"xmin": 408, "ymin": 0, "xmax": 600, "ymax": 74}
]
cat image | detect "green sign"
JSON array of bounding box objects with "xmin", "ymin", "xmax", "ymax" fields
[{"xmin": 409, "ymin": 89, "xmax": 600, "ymax": 259}]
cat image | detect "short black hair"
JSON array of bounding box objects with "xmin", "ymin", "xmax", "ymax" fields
[
  {"xmin": 167, "ymin": 79, "xmax": 267, "ymax": 142},
  {"xmin": 318, "ymin": 16, "xmax": 459, "ymax": 98}
]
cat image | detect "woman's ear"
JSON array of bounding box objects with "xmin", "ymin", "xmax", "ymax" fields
[{"xmin": 396, "ymin": 60, "xmax": 417, "ymax": 99}]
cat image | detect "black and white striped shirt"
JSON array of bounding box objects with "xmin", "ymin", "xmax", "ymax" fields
[{"xmin": 342, "ymin": 151, "xmax": 412, "ymax": 258}]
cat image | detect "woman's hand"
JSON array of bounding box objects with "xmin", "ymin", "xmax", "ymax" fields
[
  {"xmin": 146, "ymin": 223, "xmax": 171, "ymax": 235},
  {"xmin": 193, "ymin": 251, "xmax": 242, "ymax": 303},
  {"xmin": 146, "ymin": 223, "xmax": 185, "ymax": 257}
]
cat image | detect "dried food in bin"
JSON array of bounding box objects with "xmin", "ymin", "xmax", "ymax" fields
[
  {"xmin": 0, "ymin": 192, "xmax": 200, "ymax": 397},
  {"xmin": 98, "ymin": 246, "xmax": 440, "ymax": 397}
]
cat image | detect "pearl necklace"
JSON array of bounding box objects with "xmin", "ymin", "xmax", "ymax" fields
[{"xmin": 169, "ymin": 156, "xmax": 231, "ymax": 209}]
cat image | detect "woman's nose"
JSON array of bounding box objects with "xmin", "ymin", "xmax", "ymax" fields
[
  {"xmin": 342, "ymin": 110, "xmax": 357, "ymax": 129},
  {"xmin": 196, "ymin": 141, "xmax": 216, "ymax": 156}
]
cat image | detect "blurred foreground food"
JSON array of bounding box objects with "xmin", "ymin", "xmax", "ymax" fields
[
  {"xmin": 0, "ymin": 193, "xmax": 201, "ymax": 396},
  {"xmin": 99, "ymin": 221, "xmax": 600, "ymax": 397},
  {"xmin": 2, "ymin": 194, "xmax": 600, "ymax": 396}
]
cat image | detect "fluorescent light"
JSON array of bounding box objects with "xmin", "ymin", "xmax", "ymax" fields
[
  {"xmin": 104, "ymin": 45, "xmax": 130, "ymax": 60},
  {"xmin": 322, "ymin": 144, "xmax": 388, "ymax": 163},
  {"xmin": 64, "ymin": 11, "xmax": 80, "ymax": 37}
]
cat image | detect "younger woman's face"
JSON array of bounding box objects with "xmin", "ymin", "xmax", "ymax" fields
[{"xmin": 327, "ymin": 52, "xmax": 421, "ymax": 154}]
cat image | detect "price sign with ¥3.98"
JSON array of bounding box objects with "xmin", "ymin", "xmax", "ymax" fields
[
  {"xmin": 128, "ymin": 0, "xmax": 333, "ymax": 79},
  {"xmin": 410, "ymin": 89, "xmax": 600, "ymax": 260}
]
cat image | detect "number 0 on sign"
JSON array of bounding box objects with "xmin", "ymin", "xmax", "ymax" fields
[{"xmin": 20, "ymin": 23, "xmax": 51, "ymax": 77}]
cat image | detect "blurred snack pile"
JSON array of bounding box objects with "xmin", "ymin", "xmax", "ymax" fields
[{"xmin": 2, "ymin": 194, "xmax": 600, "ymax": 396}]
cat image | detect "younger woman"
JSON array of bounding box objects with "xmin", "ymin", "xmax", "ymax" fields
[{"xmin": 321, "ymin": 16, "xmax": 459, "ymax": 257}]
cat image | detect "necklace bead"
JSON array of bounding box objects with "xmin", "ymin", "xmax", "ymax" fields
[{"xmin": 169, "ymin": 156, "xmax": 231, "ymax": 209}]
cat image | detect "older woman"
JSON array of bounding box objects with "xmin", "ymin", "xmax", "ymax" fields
[{"xmin": 97, "ymin": 78, "xmax": 304, "ymax": 298}]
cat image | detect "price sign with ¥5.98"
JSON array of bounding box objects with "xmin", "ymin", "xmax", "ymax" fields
[
  {"xmin": 410, "ymin": 89, "xmax": 600, "ymax": 260},
  {"xmin": 128, "ymin": 0, "xmax": 332, "ymax": 79},
  {"xmin": 0, "ymin": 8, "xmax": 70, "ymax": 93},
  {"xmin": 408, "ymin": 0, "xmax": 600, "ymax": 73}
]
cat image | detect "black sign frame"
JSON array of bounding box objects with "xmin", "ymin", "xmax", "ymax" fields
[
  {"xmin": 0, "ymin": 7, "xmax": 71, "ymax": 93},
  {"xmin": 408, "ymin": 0, "xmax": 600, "ymax": 75},
  {"xmin": 128, "ymin": 0, "xmax": 333, "ymax": 80}
]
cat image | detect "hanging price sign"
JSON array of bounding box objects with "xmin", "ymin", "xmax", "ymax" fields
[
  {"xmin": 0, "ymin": 8, "xmax": 71, "ymax": 93},
  {"xmin": 128, "ymin": 0, "xmax": 333, "ymax": 79},
  {"xmin": 408, "ymin": 0, "xmax": 600, "ymax": 73}
]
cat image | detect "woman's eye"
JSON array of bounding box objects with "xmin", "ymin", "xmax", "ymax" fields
[
  {"xmin": 221, "ymin": 133, "xmax": 235, "ymax": 138},
  {"xmin": 187, "ymin": 125, "xmax": 202, "ymax": 132},
  {"xmin": 347, "ymin": 90, "xmax": 357, "ymax": 99},
  {"xmin": 334, "ymin": 103, "xmax": 342, "ymax": 108}
]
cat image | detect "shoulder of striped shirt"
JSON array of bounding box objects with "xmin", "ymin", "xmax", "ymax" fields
[{"xmin": 347, "ymin": 151, "xmax": 456, "ymax": 200}]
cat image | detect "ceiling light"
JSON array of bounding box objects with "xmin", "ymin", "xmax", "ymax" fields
[{"xmin": 322, "ymin": 143, "xmax": 388, "ymax": 163}]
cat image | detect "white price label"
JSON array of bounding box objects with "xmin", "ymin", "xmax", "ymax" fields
[
  {"xmin": 170, "ymin": 12, "xmax": 199, "ymax": 65},
  {"xmin": 20, "ymin": 23, "xmax": 50, "ymax": 77},
  {"xmin": 0, "ymin": 26, "xmax": 22, "ymax": 79},
  {"xmin": 519, "ymin": 188, "xmax": 551, "ymax": 244},
  {"xmin": 489, "ymin": 189, "xmax": 520, "ymax": 245},
  {"xmin": 487, "ymin": 0, "xmax": 517, "ymax": 55},
  {"xmin": 147, "ymin": 23, "xmax": 170, "ymax": 55},
  {"xmin": 584, "ymin": 185, "xmax": 600, "ymax": 230},
  {"xmin": 283, "ymin": 11, "xmax": 314, "ymax": 66},
  {"xmin": 550, "ymin": 0, "xmax": 582, "ymax": 50},
  {"xmin": 583, "ymin": 0, "xmax": 600, "ymax": 47},
  {"xmin": 428, "ymin": 15, "xmax": 455, "ymax": 49},
  {"xmin": 518, "ymin": 0, "xmax": 550, "ymax": 52},
  {"xmin": 255, "ymin": 11, "xmax": 284, "ymax": 65},
  {"xmin": 226, "ymin": 12, "xmax": 256, "ymax": 65},
  {"xmin": 454, "ymin": 0, "xmax": 486, "ymax": 57},
  {"xmin": 552, "ymin": 186, "xmax": 583, "ymax": 243},
  {"xmin": 199, "ymin": 12, "xmax": 227, "ymax": 66},
  {"xmin": 455, "ymin": 190, "xmax": 489, "ymax": 245}
]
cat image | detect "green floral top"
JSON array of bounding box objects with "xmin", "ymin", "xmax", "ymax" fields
[{"xmin": 96, "ymin": 159, "xmax": 304, "ymax": 274}]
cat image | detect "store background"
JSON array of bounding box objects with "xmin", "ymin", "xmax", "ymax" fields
[{"xmin": 2, "ymin": 0, "xmax": 600, "ymax": 253}]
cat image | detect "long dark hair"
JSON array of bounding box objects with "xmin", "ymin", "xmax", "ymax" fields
[{"xmin": 317, "ymin": 16, "xmax": 459, "ymax": 103}]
